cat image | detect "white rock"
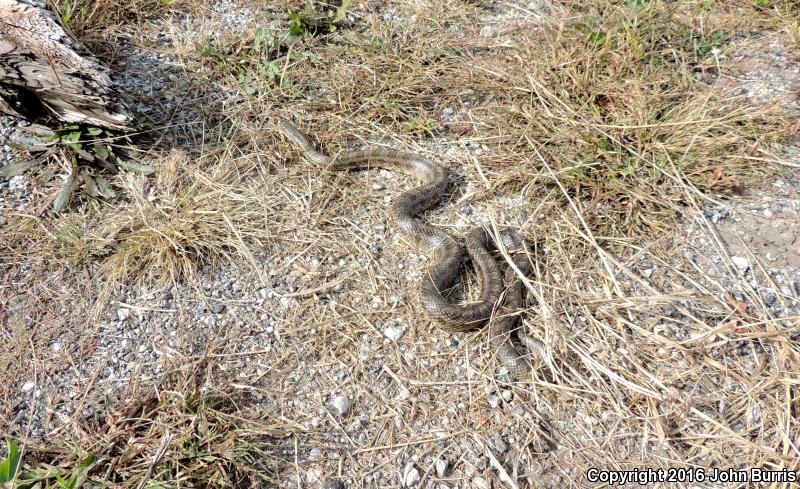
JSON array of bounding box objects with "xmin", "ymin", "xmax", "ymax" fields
[
  {"xmin": 395, "ymin": 387, "xmax": 411, "ymax": 401},
  {"xmin": 117, "ymin": 307, "xmax": 130, "ymax": 321},
  {"xmin": 731, "ymin": 256, "xmax": 750, "ymax": 272},
  {"xmin": 473, "ymin": 476, "xmax": 489, "ymax": 489},
  {"xmin": 403, "ymin": 464, "xmax": 420, "ymax": 487},
  {"xmin": 309, "ymin": 447, "xmax": 322, "ymax": 460},
  {"xmin": 320, "ymin": 481, "xmax": 345, "ymax": 489},
  {"xmin": 490, "ymin": 433, "xmax": 508, "ymax": 453},
  {"xmin": 306, "ymin": 468, "xmax": 322, "ymax": 484},
  {"xmin": 435, "ymin": 459, "xmax": 449, "ymax": 478},
  {"xmin": 501, "ymin": 390, "xmax": 513, "ymax": 402},
  {"xmin": 21, "ymin": 381, "xmax": 35, "ymax": 393},
  {"xmin": 359, "ymin": 341, "xmax": 371, "ymax": 361},
  {"xmin": 332, "ymin": 395, "xmax": 351, "ymax": 416},
  {"xmin": 384, "ymin": 325, "xmax": 405, "ymax": 342}
]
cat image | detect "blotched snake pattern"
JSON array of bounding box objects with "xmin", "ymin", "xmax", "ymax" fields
[{"xmin": 279, "ymin": 119, "xmax": 534, "ymax": 380}]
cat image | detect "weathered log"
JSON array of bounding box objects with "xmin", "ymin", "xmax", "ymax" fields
[{"xmin": 0, "ymin": 0, "xmax": 132, "ymax": 130}]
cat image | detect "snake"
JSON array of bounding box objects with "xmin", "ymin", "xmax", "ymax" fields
[{"xmin": 279, "ymin": 118, "xmax": 534, "ymax": 380}]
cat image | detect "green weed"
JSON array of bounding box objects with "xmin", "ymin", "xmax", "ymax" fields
[
  {"xmin": 8, "ymin": 361, "xmax": 290, "ymax": 487},
  {"xmin": 0, "ymin": 438, "xmax": 101, "ymax": 489},
  {"xmin": 0, "ymin": 438, "xmax": 22, "ymax": 484},
  {"xmin": 2, "ymin": 125, "xmax": 151, "ymax": 211},
  {"xmin": 59, "ymin": 0, "xmax": 90, "ymax": 28},
  {"xmin": 288, "ymin": 0, "xmax": 351, "ymax": 36}
]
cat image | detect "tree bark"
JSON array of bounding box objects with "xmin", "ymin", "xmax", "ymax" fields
[{"xmin": 0, "ymin": 0, "xmax": 132, "ymax": 130}]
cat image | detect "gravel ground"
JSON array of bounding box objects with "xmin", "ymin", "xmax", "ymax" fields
[
  {"xmin": 0, "ymin": 116, "xmax": 28, "ymax": 215},
  {"xmin": 1, "ymin": 1, "xmax": 799, "ymax": 487},
  {"xmin": 687, "ymin": 30, "xmax": 800, "ymax": 323}
]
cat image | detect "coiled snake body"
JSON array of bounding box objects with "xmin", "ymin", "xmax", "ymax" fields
[{"xmin": 280, "ymin": 119, "xmax": 533, "ymax": 380}]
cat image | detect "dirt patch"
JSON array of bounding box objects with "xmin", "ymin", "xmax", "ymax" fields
[{"xmin": 721, "ymin": 31, "xmax": 800, "ymax": 112}]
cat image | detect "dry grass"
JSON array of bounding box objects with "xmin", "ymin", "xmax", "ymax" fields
[
  {"xmin": 2, "ymin": 0, "xmax": 800, "ymax": 487},
  {"xmin": 80, "ymin": 148, "xmax": 278, "ymax": 298},
  {"xmin": 46, "ymin": 0, "xmax": 180, "ymax": 49},
  {"xmin": 9, "ymin": 350, "xmax": 293, "ymax": 487}
]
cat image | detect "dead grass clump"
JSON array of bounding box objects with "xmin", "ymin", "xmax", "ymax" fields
[
  {"xmin": 47, "ymin": 0, "xmax": 177, "ymax": 48},
  {"xmin": 11, "ymin": 352, "xmax": 294, "ymax": 487},
  {"xmin": 68, "ymin": 148, "xmax": 274, "ymax": 289}
]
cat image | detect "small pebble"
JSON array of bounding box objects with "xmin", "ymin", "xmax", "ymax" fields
[
  {"xmin": 309, "ymin": 447, "xmax": 322, "ymax": 460},
  {"xmin": 403, "ymin": 463, "xmax": 420, "ymax": 487},
  {"xmin": 332, "ymin": 395, "xmax": 351, "ymax": 416},
  {"xmin": 490, "ymin": 433, "xmax": 508, "ymax": 453},
  {"xmin": 731, "ymin": 256, "xmax": 750, "ymax": 273},
  {"xmin": 21, "ymin": 381, "xmax": 35, "ymax": 393},
  {"xmin": 306, "ymin": 468, "xmax": 321, "ymax": 484},
  {"xmin": 320, "ymin": 481, "xmax": 345, "ymax": 489},
  {"xmin": 435, "ymin": 459, "xmax": 449, "ymax": 478},
  {"xmin": 384, "ymin": 325, "xmax": 405, "ymax": 342},
  {"xmin": 211, "ymin": 303, "xmax": 226, "ymax": 314},
  {"xmin": 359, "ymin": 341, "xmax": 371, "ymax": 361},
  {"xmin": 117, "ymin": 308, "xmax": 130, "ymax": 321},
  {"xmin": 501, "ymin": 390, "xmax": 513, "ymax": 402}
]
